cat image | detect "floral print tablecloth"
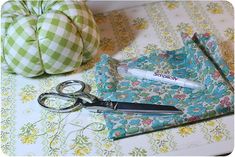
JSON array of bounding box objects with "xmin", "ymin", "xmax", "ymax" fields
[{"xmin": 1, "ymin": 1, "xmax": 234, "ymax": 156}]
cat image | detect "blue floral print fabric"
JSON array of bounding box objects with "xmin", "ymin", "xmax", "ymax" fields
[
  {"xmin": 192, "ymin": 33, "xmax": 234, "ymax": 88},
  {"xmin": 95, "ymin": 33, "xmax": 234, "ymax": 140}
]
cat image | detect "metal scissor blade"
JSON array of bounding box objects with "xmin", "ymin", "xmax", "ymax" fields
[
  {"xmin": 85, "ymin": 101, "xmax": 183, "ymax": 115},
  {"xmin": 112, "ymin": 101, "xmax": 183, "ymax": 114}
]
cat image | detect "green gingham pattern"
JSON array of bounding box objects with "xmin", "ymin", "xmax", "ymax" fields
[
  {"xmin": 1, "ymin": 0, "xmax": 100, "ymax": 77},
  {"xmin": 38, "ymin": 11, "xmax": 84, "ymax": 74},
  {"xmin": 50, "ymin": 1, "xmax": 100, "ymax": 62},
  {"xmin": 4, "ymin": 16, "xmax": 42, "ymax": 76}
]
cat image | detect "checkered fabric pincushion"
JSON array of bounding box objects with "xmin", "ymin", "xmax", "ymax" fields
[{"xmin": 1, "ymin": 0, "xmax": 100, "ymax": 77}]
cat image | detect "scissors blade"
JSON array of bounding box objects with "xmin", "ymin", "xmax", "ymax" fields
[{"xmin": 85, "ymin": 101, "xmax": 183, "ymax": 115}]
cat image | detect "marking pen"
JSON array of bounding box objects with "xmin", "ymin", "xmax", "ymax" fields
[{"xmin": 117, "ymin": 66, "xmax": 206, "ymax": 90}]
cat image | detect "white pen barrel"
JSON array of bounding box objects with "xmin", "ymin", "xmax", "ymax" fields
[
  {"xmin": 128, "ymin": 68, "xmax": 178, "ymax": 85},
  {"xmin": 119, "ymin": 67, "xmax": 205, "ymax": 90}
]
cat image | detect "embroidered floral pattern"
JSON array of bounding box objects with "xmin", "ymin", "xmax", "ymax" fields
[
  {"xmin": 132, "ymin": 17, "xmax": 148, "ymax": 30},
  {"xmin": 39, "ymin": 77, "xmax": 66, "ymax": 155},
  {"xmin": 183, "ymin": 2, "xmax": 220, "ymax": 35},
  {"xmin": 145, "ymin": 3, "xmax": 181, "ymax": 50},
  {"xmin": 148, "ymin": 131, "xmax": 176, "ymax": 153},
  {"xmin": 19, "ymin": 122, "xmax": 39, "ymax": 144},
  {"xmin": 176, "ymin": 23, "xmax": 194, "ymax": 35},
  {"xmin": 222, "ymin": 1, "xmax": 233, "ymax": 16},
  {"xmin": 94, "ymin": 128, "xmax": 122, "ymax": 156},
  {"xmin": 178, "ymin": 126, "xmax": 195, "ymax": 137},
  {"xmin": 129, "ymin": 147, "xmax": 147, "ymax": 156},
  {"xmin": 207, "ymin": 2, "xmax": 223, "ymax": 14},
  {"xmin": 164, "ymin": 2, "xmax": 179, "ymax": 10},
  {"xmin": 201, "ymin": 119, "xmax": 231, "ymax": 143},
  {"xmin": 144, "ymin": 44, "xmax": 160, "ymax": 53},
  {"xmin": 1, "ymin": 73, "xmax": 16, "ymax": 155},
  {"xmin": 72, "ymin": 135, "xmax": 91, "ymax": 156},
  {"xmin": 122, "ymin": 44, "xmax": 140, "ymax": 59},
  {"xmin": 19, "ymin": 85, "xmax": 37, "ymax": 103}
]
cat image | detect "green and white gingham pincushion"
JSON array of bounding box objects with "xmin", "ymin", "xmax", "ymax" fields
[{"xmin": 1, "ymin": 0, "xmax": 100, "ymax": 77}]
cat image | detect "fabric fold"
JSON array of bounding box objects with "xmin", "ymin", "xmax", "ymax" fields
[
  {"xmin": 94, "ymin": 33, "xmax": 234, "ymax": 140},
  {"xmin": 192, "ymin": 33, "xmax": 234, "ymax": 89}
]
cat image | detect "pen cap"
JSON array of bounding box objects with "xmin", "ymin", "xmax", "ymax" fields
[{"xmin": 117, "ymin": 65, "xmax": 130, "ymax": 77}]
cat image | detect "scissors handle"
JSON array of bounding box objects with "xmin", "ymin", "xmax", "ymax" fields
[
  {"xmin": 38, "ymin": 92, "xmax": 83, "ymax": 113},
  {"xmin": 56, "ymin": 80, "xmax": 85, "ymax": 94},
  {"xmin": 56, "ymin": 80, "xmax": 97, "ymax": 103}
]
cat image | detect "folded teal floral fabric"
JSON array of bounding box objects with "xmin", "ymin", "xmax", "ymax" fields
[
  {"xmin": 95, "ymin": 33, "xmax": 234, "ymax": 140},
  {"xmin": 192, "ymin": 33, "xmax": 234, "ymax": 88}
]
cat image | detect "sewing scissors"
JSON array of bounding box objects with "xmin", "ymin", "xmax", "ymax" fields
[{"xmin": 38, "ymin": 80, "xmax": 183, "ymax": 114}]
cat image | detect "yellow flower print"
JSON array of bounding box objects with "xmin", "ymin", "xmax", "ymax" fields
[
  {"xmin": 123, "ymin": 46, "xmax": 134, "ymax": 52},
  {"xmin": 2, "ymin": 101, "xmax": 11, "ymax": 108},
  {"xmin": 46, "ymin": 125, "xmax": 57, "ymax": 133},
  {"xmin": 213, "ymin": 134, "xmax": 223, "ymax": 142},
  {"xmin": 178, "ymin": 126, "xmax": 194, "ymax": 137},
  {"xmin": 99, "ymin": 37, "xmax": 115, "ymax": 52},
  {"xmin": 21, "ymin": 95, "xmax": 33, "ymax": 103},
  {"xmin": 144, "ymin": 44, "xmax": 159, "ymax": 53},
  {"xmin": 72, "ymin": 135, "xmax": 91, "ymax": 155},
  {"xmin": 21, "ymin": 134, "xmax": 37, "ymax": 144},
  {"xmin": 176, "ymin": 23, "xmax": 194, "ymax": 35},
  {"xmin": 224, "ymin": 28, "xmax": 234, "ymax": 40},
  {"xmin": 20, "ymin": 85, "xmax": 37, "ymax": 103},
  {"xmin": 162, "ymin": 31, "xmax": 170, "ymax": 37},
  {"xmin": 122, "ymin": 44, "xmax": 139, "ymax": 59},
  {"xmin": 47, "ymin": 114, "xmax": 55, "ymax": 121},
  {"xmin": 103, "ymin": 141, "xmax": 113, "ymax": 149},
  {"xmin": 207, "ymin": 2, "xmax": 223, "ymax": 14},
  {"xmin": 2, "ymin": 88, "xmax": 10, "ymax": 96},
  {"xmin": 2, "ymin": 123, "xmax": 10, "ymax": 130},
  {"xmin": 207, "ymin": 123, "xmax": 227, "ymax": 143},
  {"xmin": 129, "ymin": 147, "xmax": 147, "ymax": 156},
  {"xmin": 1, "ymin": 108, "xmax": 9, "ymax": 118},
  {"xmin": 206, "ymin": 121, "xmax": 215, "ymax": 127},
  {"xmin": 154, "ymin": 132, "xmax": 165, "ymax": 139},
  {"xmin": 159, "ymin": 145, "xmax": 169, "ymax": 153},
  {"xmin": 165, "ymin": 2, "xmax": 179, "ymax": 10},
  {"xmin": 98, "ymin": 128, "xmax": 109, "ymax": 136},
  {"xmin": 132, "ymin": 17, "xmax": 148, "ymax": 30},
  {"xmin": 40, "ymin": 77, "xmax": 56, "ymax": 91},
  {"xmin": 74, "ymin": 147, "xmax": 91, "ymax": 156},
  {"xmin": 19, "ymin": 123, "xmax": 38, "ymax": 144},
  {"xmin": 1, "ymin": 134, "xmax": 8, "ymax": 143}
]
